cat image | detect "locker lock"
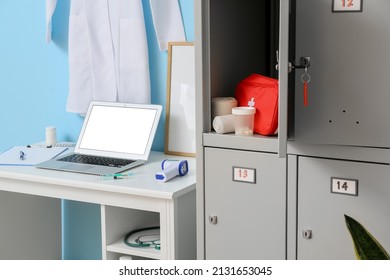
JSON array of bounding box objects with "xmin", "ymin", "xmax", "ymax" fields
[
  {"xmin": 209, "ymin": 215, "xmax": 218, "ymax": 225},
  {"xmin": 275, "ymin": 51, "xmax": 311, "ymax": 73},
  {"xmin": 302, "ymin": 229, "xmax": 312, "ymax": 239}
]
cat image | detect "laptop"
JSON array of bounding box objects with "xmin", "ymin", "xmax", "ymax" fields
[{"xmin": 36, "ymin": 101, "xmax": 162, "ymax": 175}]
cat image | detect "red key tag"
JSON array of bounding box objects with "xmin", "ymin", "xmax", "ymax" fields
[
  {"xmin": 301, "ymin": 70, "xmax": 311, "ymax": 107},
  {"xmin": 303, "ymin": 81, "xmax": 308, "ymax": 107}
]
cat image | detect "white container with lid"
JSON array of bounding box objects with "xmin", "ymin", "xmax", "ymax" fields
[
  {"xmin": 232, "ymin": 107, "xmax": 256, "ymax": 135},
  {"xmin": 45, "ymin": 126, "xmax": 57, "ymax": 146}
]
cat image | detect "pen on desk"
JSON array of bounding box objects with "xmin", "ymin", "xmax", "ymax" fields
[
  {"xmin": 100, "ymin": 173, "xmax": 134, "ymax": 180},
  {"xmin": 19, "ymin": 151, "xmax": 25, "ymax": 160},
  {"xmin": 27, "ymin": 144, "xmax": 52, "ymax": 148}
]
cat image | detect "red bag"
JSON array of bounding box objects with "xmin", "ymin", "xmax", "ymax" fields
[{"xmin": 235, "ymin": 74, "xmax": 278, "ymax": 135}]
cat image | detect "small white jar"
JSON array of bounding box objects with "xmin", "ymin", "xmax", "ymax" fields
[
  {"xmin": 232, "ymin": 107, "xmax": 256, "ymax": 135},
  {"xmin": 45, "ymin": 126, "xmax": 57, "ymax": 147}
]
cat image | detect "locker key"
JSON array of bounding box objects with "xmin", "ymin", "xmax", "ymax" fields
[
  {"xmin": 302, "ymin": 229, "xmax": 312, "ymax": 239},
  {"xmin": 209, "ymin": 215, "xmax": 218, "ymax": 225}
]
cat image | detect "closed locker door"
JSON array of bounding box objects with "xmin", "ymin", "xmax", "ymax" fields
[
  {"xmin": 294, "ymin": 0, "xmax": 390, "ymax": 148},
  {"xmin": 298, "ymin": 157, "xmax": 390, "ymax": 259},
  {"xmin": 204, "ymin": 147, "xmax": 286, "ymax": 259}
]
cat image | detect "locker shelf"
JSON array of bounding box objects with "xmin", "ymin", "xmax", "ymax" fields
[{"xmin": 203, "ymin": 132, "xmax": 278, "ymax": 153}]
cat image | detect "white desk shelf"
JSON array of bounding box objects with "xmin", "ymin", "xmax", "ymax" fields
[
  {"xmin": 0, "ymin": 152, "xmax": 196, "ymax": 260},
  {"xmin": 106, "ymin": 240, "xmax": 161, "ymax": 260}
]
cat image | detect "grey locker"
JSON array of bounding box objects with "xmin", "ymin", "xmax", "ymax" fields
[
  {"xmin": 294, "ymin": 0, "xmax": 390, "ymax": 148},
  {"xmin": 204, "ymin": 147, "xmax": 286, "ymax": 259},
  {"xmin": 297, "ymin": 157, "xmax": 390, "ymax": 259}
]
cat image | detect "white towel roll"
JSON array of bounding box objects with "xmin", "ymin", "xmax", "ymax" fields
[{"xmin": 213, "ymin": 114, "xmax": 235, "ymax": 134}]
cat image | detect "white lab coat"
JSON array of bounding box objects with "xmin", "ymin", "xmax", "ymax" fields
[{"xmin": 46, "ymin": 0, "xmax": 186, "ymax": 114}]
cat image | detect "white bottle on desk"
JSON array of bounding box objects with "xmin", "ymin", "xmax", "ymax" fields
[{"xmin": 45, "ymin": 126, "xmax": 57, "ymax": 147}]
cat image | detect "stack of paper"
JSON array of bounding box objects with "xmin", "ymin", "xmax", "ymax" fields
[{"xmin": 0, "ymin": 146, "xmax": 68, "ymax": 166}]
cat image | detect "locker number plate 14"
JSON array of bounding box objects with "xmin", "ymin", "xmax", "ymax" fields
[{"xmin": 331, "ymin": 177, "xmax": 358, "ymax": 196}]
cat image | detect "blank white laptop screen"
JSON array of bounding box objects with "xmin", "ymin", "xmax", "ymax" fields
[
  {"xmin": 75, "ymin": 102, "xmax": 161, "ymax": 160},
  {"xmin": 79, "ymin": 106, "xmax": 155, "ymax": 155}
]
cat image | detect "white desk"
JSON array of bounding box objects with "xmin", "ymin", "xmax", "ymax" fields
[{"xmin": 0, "ymin": 152, "xmax": 196, "ymax": 260}]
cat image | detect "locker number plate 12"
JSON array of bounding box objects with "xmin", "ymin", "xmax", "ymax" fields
[
  {"xmin": 331, "ymin": 177, "xmax": 358, "ymax": 196},
  {"xmin": 233, "ymin": 167, "xmax": 256, "ymax": 184},
  {"xmin": 332, "ymin": 0, "xmax": 363, "ymax": 13}
]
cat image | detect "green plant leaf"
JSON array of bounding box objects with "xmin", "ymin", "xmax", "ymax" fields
[{"xmin": 345, "ymin": 214, "xmax": 390, "ymax": 260}]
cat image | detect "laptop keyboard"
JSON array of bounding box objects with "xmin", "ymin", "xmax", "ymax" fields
[{"xmin": 58, "ymin": 154, "xmax": 135, "ymax": 168}]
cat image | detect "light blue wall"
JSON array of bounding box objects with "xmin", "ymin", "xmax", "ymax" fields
[{"xmin": 0, "ymin": 0, "xmax": 194, "ymax": 259}]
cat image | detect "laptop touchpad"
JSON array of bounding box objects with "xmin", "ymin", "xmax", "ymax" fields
[{"xmin": 62, "ymin": 164, "xmax": 94, "ymax": 171}]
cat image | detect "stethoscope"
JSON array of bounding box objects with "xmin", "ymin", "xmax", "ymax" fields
[{"xmin": 123, "ymin": 226, "xmax": 161, "ymax": 250}]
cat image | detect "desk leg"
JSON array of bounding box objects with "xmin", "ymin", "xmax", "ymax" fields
[
  {"xmin": 160, "ymin": 190, "xmax": 196, "ymax": 260},
  {"xmin": 159, "ymin": 200, "xmax": 175, "ymax": 260}
]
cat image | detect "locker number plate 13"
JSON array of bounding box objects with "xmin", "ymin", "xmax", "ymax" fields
[
  {"xmin": 233, "ymin": 167, "xmax": 256, "ymax": 184},
  {"xmin": 331, "ymin": 177, "xmax": 358, "ymax": 196}
]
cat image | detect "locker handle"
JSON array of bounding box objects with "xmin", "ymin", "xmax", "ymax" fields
[
  {"xmin": 209, "ymin": 215, "xmax": 218, "ymax": 225},
  {"xmin": 302, "ymin": 229, "xmax": 312, "ymax": 239}
]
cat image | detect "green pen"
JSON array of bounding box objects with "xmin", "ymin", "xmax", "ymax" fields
[{"xmin": 100, "ymin": 172, "xmax": 134, "ymax": 180}]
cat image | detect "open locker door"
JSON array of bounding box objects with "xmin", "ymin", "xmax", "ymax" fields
[
  {"xmin": 277, "ymin": 0, "xmax": 290, "ymax": 157},
  {"xmin": 293, "ymin": 0, "xmax": 390, "ymax": 148}
]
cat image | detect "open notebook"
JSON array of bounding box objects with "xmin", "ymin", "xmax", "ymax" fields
[{"xmin": 36, "ymin": 101, "xmax": 162, "ymax": 175}]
